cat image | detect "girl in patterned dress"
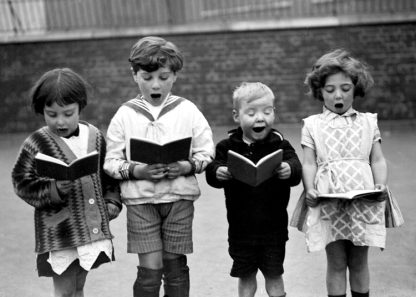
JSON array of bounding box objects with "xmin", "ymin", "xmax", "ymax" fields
[
  {"xmin": 12, "ymin": 68, "xmax": 121, "ymax": 297},
  {"xmin": 299, "ymin": 50, "xmax": 388, "ymax": 297}
]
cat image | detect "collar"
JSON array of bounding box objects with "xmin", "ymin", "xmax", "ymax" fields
[
  {"xmin": 62, "ymin": 126, "xmax": 80, "ymax": 138},
  {"xmin": 228, "ymin": 127, "xmax": 284, "ymax": 145},
  {"xmin": 322, "ymin": 106, "xmax": 357, "ymax": 121}
]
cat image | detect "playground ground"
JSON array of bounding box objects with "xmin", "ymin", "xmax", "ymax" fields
[{"xmin": 0, "ymin": 122, "xmax": 415, "ymax": 297}]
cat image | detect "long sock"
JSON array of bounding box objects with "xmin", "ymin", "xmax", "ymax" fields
[
  {"xmin": 162, "ymin": 255, "xmax": 190, "ymax": 297},
  {"xmin": 133, "ymin": 266, "xmax": 163, "ymax": 297},
  {"xmin": 328, "ymin": 294, "xmax": 346, "ymax": 297},
  {"xmin": 351, "ymin": 290, "xmax": 369, "ymax": 297}
]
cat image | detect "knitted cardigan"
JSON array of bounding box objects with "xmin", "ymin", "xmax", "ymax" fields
[{"xmin": 12, "ymin": 122, "xmax": 121, "ymax": 254}]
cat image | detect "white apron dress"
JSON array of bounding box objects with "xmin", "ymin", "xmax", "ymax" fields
[{"xmin": 301, "ymin": 107, "xmax": 386, "ymax": 252}]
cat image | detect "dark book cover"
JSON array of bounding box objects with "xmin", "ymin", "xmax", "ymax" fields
[
  {"xmin": 227, "ymin": 149, "xmax": 283, "ymax": 187},
  {"xmin": 35, "ymin": 151, "xmax": 99, "ymax": 180},
  {"xmin": 130, "ymin": 137, "xmax": 192, "ymax": 164}
]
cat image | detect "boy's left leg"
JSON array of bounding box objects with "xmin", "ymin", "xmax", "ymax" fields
[
  {"xmin": 238, "ymin": 272, "xmax": 257, "ymax": 297},
  {"xmin": 162, "ymin": 254, "xmax": 189, "ymax": 297},
  {"xmin": 260, "ymin": 242, "xmax": 286, "ymax": 297},
  {"xmin": 264, "ymin": 275, "xmax": 285, "ymax": 297},
  {"xmin": 160, "ymin": 200, "xmax": 194, "ymax": 297}
]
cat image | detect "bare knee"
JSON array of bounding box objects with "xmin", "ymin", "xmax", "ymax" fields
[
  {"xmin": 238, "ymin": 272, "xmax": 257, "ymax": 297},
  {"xmin": 326, "ymin": 242, "xmax": 348, "ymax": 272}
]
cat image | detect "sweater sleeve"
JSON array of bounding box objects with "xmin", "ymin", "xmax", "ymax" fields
[
  {"xmin": 189, "ymin": 104, "xmax": 215, "ymax": 173},
  {"xmin": 11, "ymin": 136, "xmax": 66, "ymax": 209},
  {"xmin": 205, "ymin": 139, "xmax": 228, "ymax": 188},
  {"xmin": 281, "ymin": 140, "xmax": 302, "ymax": 187},
  {"xmin": 98, "ymin": 132, "xmax": 122, "ymax": 210}
]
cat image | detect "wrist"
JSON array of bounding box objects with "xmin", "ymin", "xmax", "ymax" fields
[{"xmin": 185, "ymin": 159, "xmax": 196, "ymax": 176}]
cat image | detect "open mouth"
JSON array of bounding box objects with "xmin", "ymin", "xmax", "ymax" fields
[
  {"xmin": 335, "ymin": 103, "xmax": 344, "ymax": 109},
  {"xmin": 57, "ymin": 128, "xmax": 68, "ymax": 134},
  {"xmin": 252, "ymin": 126, "xmax": 266, "ymax": 133},
  {"xmin": 150, "ymin": 94, "xmax": 162, "ymax": 99}
]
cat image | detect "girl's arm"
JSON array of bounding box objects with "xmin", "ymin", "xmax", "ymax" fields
[
  {"xmin": 370, "ymin": 141, "xmax": 388, "ymax": 190},
  {"xmin": 12, "ymin": 141, "xmax": 66, "ymax": 209},
  {"xmin": 302, "ymin": 146, "xmax": 319, "ymax": 207}
]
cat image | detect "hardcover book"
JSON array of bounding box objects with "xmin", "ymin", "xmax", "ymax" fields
[
  {"xmin": 227, "ymin": 149, "xmax": 283, "ymax": 187},
  {"xmin": 317, "ymin": 189, "xmax": 383, "ymax": 201},
  {"xmin": 130, "ymin": 137, "xmax": 192, "ymax": 164},
  {"xmin": 35, "ymin": 151, "xmax": 99, "ymax": 180}
]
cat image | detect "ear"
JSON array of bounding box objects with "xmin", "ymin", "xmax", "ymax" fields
[
  {"xmin": 172, "ymin": 72, "xmax": 178, "ymax": 83},
  {"xmin": 131, "ymin": 68, "xmax": 137, "ymax": 82},
  {"xmin": 232, "ymin": 109, "xmax": 240, "ymax": 124}
]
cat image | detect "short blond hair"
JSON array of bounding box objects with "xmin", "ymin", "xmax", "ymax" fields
[{"xmin": 232, "ymin": 82, "xmax": 275, "ymax": 110}]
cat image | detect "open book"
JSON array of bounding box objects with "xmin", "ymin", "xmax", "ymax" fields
[
  {"xmin": 35, "ymin": 151, "xmax": 99, "ymax": 180},
  {"xmin": 318, "ymin": 189, "xmax": 383, "ymax": 200},
  {"xmin": 227, "ymin": 149, "xmax": 283, "ymax": 187},
  {"xmin": 130, "ymin": 137, "xmax": 192, "ymax": 164}
]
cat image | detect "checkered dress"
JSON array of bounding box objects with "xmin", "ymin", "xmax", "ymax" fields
[{"xmin": 301, "ymin": 108, "xmax": 386, "ymax": 251}]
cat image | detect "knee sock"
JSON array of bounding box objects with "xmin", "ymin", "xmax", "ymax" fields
[
  {"xmin": 162, "ymin": 255, "xmax": 190, "ymax": 297},
  {"xmin": 133, "ymin": 266, "xmax": 163, "ymax": 297},
  {"xmin": 328, "ymin": 295, "xmax": 346, "ymax": 297},
  {"xmin": 351, "ymin": 290, "xmax": 369, "ymax": 297}
]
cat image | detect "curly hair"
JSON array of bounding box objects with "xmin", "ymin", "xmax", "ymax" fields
[
  {"xmin": 129, "ymin": 36, "xmax": 183, "ymax": 74},
  {"xmin": 304, "ymin": 49, "xmax": 374, "ymax": 101}
]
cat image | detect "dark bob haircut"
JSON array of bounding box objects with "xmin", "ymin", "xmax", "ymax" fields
[
  {"xmin": 128, "ymin": 36, "xmax": 183, "ymax": 74},
  {"xmin": 31, "ymin": 68, "xmax": 88, "ymax": 115},
  {"xmin": 304, "ymin": 49, "xmax": 374, "ymax": 101}
]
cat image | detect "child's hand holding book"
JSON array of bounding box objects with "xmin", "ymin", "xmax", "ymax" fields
[
  {"xmin": 56, "ymin": 180, "xmax": 72, "ymax": 197},
  {"xmin": 216, "ymin": 166, "xmax": 232, "ymax": 182},
  {"xmin": 274, "ymin": 162, "xmax": 291, "ymax": 180},
  {"xmin": 165, "ymin": 161, "xmax": 192, "ymax": 179},
  {"xmin": 131, "ymin": 163, "xmax": 168, "ymax": 181}
]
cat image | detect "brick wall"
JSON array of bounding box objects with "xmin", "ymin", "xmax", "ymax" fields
[{"xmin": 1, "ymin": 22, "xmax": 415, "ymax": 133}]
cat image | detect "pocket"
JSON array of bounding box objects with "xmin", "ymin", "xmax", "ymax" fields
[
  {"xmin": 44, "ymin": 207, "xmax": 70, "ymax": 227},
  {"xmin": 352, "ymin": 200, "xmax": 385, "ymax": 225}
]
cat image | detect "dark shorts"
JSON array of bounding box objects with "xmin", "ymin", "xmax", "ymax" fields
[{"xmin": 228, "ymin": 241, "xmax": 286, "ymax": 278}]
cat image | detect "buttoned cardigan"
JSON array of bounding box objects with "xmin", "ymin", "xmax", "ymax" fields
[{"xmin": 12, "ymin": 122, "xmax": 121, "ymax": 254}]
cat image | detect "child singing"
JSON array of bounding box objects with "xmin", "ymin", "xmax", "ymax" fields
[
  {"xmin": 12, "ymin": 68, "xmax": 121, "ymax": 297},
  {"xmin": 297, "ymin": 49, "xmax": 388, "ymax": 297}
]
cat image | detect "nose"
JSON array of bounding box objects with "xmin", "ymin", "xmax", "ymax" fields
[
  {"xmin": 335, "ymin": 88, "xmax": 343, "ymax": 99},
  {"xmin": 56, "ymin": 115, "xmax": 65, "ymax": 126},
  {"xmin": 151, "ymin": 79, "xmax": 160, "ymax": 90},
  {"xmin": 255, "ymin": 112, "xmax": 265, "ymax": 121}
]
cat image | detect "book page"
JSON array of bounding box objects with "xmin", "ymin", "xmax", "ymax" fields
[
  {"xmin": 318, "ymin": 189, "xmax": 383, "ymax": 200},
  {"xmin": 69, "ymin": 150, "xmax": 98, "ymax": 166},
  {"xmin": 257, "ymin": 149, "xmax": 282, "ymax": 167},
  {"xmin": 35, "ymin": 152, "xmax": 67, "ymax": 166}
]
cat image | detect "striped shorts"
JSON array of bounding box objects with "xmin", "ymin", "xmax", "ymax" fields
[{"xmin": 126, "ymin": 200, "xmax": 194, "ymax": 254}]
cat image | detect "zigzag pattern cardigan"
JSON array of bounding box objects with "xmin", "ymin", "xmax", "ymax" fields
[{"xmin": 12, "ymin": 122, "xmax": 121, "ymax": 254}]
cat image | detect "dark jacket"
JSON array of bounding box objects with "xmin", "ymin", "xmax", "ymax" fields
[{"xmin": 206, "ymin": 128, "xmax": 302, "ymax": 244}]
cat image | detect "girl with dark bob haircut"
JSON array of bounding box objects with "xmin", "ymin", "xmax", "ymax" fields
[
  {"xmin": 31, "ymin": 68, "xmax": 88, "ymax": 114},
  {"xmin": 305, "ymin": 49, "xmax": 374, "ymax": 101}
]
